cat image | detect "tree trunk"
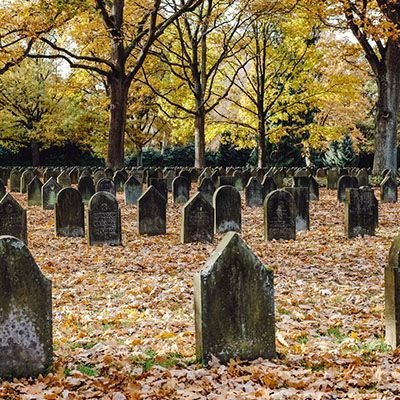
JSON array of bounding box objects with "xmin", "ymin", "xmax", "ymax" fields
[
  {"xmin": 107, "ymin": 75, "xmax": 128, "ymax": 169},
  {"xmin": 31, "ymin": 140, "xmax": 40, "ymax": 166},
  {"xmin": 257, "ymin": 116, "xmax": 266, "ymax": 168},
  {"xmin": 194, "ymin": 111, "xmax": 206, "ymax": 168},
  {"xmin": 373, "ymin": 42, "xmax": 400, "ymax": 175}
]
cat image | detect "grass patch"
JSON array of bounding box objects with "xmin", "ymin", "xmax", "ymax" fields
[
  {"xmin": 132, "ymin": 350, "xmax": 193, "ymax": 371},
  {"xmin": 77, "ymin": 364, "xmax": 98, "ymax": 377},
  {"xmin": 327, "ymin": 326, "xmax": 346, "ymax": 342}
]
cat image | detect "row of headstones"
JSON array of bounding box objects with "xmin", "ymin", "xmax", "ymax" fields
[{"xmin": 4, "ymin": 226, "xmax": 400, "ymax": 378}]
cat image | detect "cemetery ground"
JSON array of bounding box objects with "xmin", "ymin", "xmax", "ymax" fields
[{"xmin": 2, "ymin": 188, "xmax": 400, "ymax": 399}]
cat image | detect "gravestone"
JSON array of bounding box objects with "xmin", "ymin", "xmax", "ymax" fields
[
  {"xmin": 165, "ymin": 170, "xmax": 177, "ymax": 192},
  {"xmin": 0, "ymin": 194, "xmax": 27, "ymax": 244},
  {"xmin": 56, "ymin": 171, "xmax": 71, "ymax": 188},
  {"xmin": 344, "ymin": 187, "xmax": 378, "ymax": 238},
  {"xmin": 213, "ymin": 186, "xmax": 241, "ymax": 233},
  {"xmin": 55, "ymin": 188, "xmax": 85, "ymax": 237},
  {"xmin": 261, "ymin": 175, "xmax": 277, "ymax": 200},
  {"xmin": 27, "ymin": 177, "xmax": 43, "ymax": 206},
  {"xmin": 309, "ymin": 176, "xmax": 319, "ymax": 201},
  {"xmin": 316, "ymin": 168, "xmax": 325, "ymax": 177},
  {"xmin": 264, "ymin": 190, "xmax": 296, "ymax": 241},
  {"xmin": 124, "ymin": 176, "xmax": 142, "ymax": 205},
  {"xmin": 197, "ymin": 170, "xmax": 209, "ymax": 186},
  {"xmin": 337, "ymin": 175, "xmax": 359, "ymax": 203},
  {"xmin": 198, "ymin": 177, "xmax": 215, "ymax": 205},
  {"xmin": 245, "ymin": 177, "xmax": 263, "ymax": 207},
  {"xmin": 327, "ymin": 169, "xmax": 339, "ymax": 190},
  {"xmin": 68, "ymin": 167, "xmax": 79, "ymax": 184},
  {"xmin": 381, "ymin": 175, "xmax": 397, "ymax": 203},
  {"xmin": 93, "ymin": 170, "xmax": 106, "ymax": 186},
  {"xmin": 96, "ymin": 178, "xmax": 116, "ymax": 196},
  {"xmin": 150, "ymin": 178, "xmax": 168, "ymax": 200},
  {"xmin": 194, "ymin": 232, "xmax": 275, "ymax": 364},
  {"xmin": 218, "ymin": 176, "xmax": 235, "ymax": 187},
  {"xmin": 0, "ymin": 179, "xmax": 6, "ymax": 199},
  {"xmin": 182, "ymin": 193, "xmax": 214, "ymax": 243},
  {"xmin": 104, "ymin": 167, "xmax": 114, "ymax": 179},
  {"xmin": 233, "ymin": 171, "xmax": 244, "ymax": 191},
  {"xmin": 20, "ymin": 170, "xmax": 35, "ymax": 194},
  {"xmin": 42, "ymin": 177, "xmax": 61, "ymax": 210},
  {"xmin": 87, "ymin": 192, "xmax": 121, "ymax": 245},
  {"xmin": 356, "ymin": 169, "xmax": 369, "ymax": 187},
  {"xmin": 137, "ymin": 186, "xmax": 166, "ymax": 236},
  {"xmin": 172, "ymin": 176, "xmax": 190, "ymax": 204},
  {"xmin": 285, "ymin": 187, "xmax": 310, "ymax": 231},
  {"xmin": 113, "ymin": 171, "xmax": 126, "ymax": 192},
  {"xmin": 293, "ymin": 171, "xmax": 310, "ymax": 188},
  {"xmin": 10, "ymin": 168, "xmax": 22, "ymax": 192},
  {"xmin": 385, "ymin": 235, "xmax": 400, "ymax": 348},
  {"xmin": 78, "ymin": 176, "xmax": 95, "ymax": 204},
  {"xmin": 211, "ymin": 170, "xmax": 220, "ymax": 188},
  {"xmin": 0, "ymin": 236, "xmax": 52, "ymax": 378}
]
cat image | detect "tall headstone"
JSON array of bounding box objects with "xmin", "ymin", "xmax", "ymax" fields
[
  {"xmin": 309, "ymin": 176, "xmax": 319, "ymax": 201},
  {"xmin": 194, "ymin": 232, "xmax": 275, "ymax": 364},
  {"xmin": 264, "ymin": 190, "xmax": 296, "ymax": 241},
  {"xmin": 182, "ymin": 193, "xmax": 214, "ymax": 243},
  {"xmin": 87, "ymin": 192, "xmax": 121, "ymax": 245},
  {"xmin": 9, "ymin": 168, "xmax": 22, "ymax": 192},
  {"xmin": 55, "ymin": 188, "xmax": 85, "ymax": 237},
  {"xmin": 20, "ymin": 170, "xmax": 35, "ymax": 194},
  {"xmin": 172, "ymin": 176, "xmax": 190, "ymax": 204},
  {"xmin": 213, "ymin": 186, "xmax": 241, "ymax": 233},
  {"xmin": 78, "ymin": 176, "xmax": 95, "ymax": 204},
  {"xmin": 0, "ymin": 194, "xmax": 27, "ymax": 244},
  {"xmin": 381, "ymin": 175, "xmax": 398, "ymax": 203},
  {"xmin": 0, "ymin": 236, "xmax": 52, "ymax": 378},
  {"xmin": 113, "ymin": 170, "xmax": 126, "ymax": 192},
  {"xmin": 245, "ymin": 177, "xmax": 263, "ymax": 208},
  {"xmin": 165, "ymin": 170, "xmax": 177, "ymax": 192},
  {"xmin": 198, "ymin": 177, "xmax": 215, "ymax": 205},
  {"xmin": 137, "ymin": 186, "xmax": 166, "ymax": 236},
  {"xmin": 27, "ymin": 177, "xmax": 43, "ymax": 206},
  {"xmin": 344, "ymin": 187, "xmax": 378, "ymax": 238},
  {"xmin": 337, "ymin": 175, "xmax": 359, "ymax": 203},
  {"xmin": 285, "ymin": 187, "xmax": 310, "ymax": 231},
  {"xmin": 42, "ymin": 177, "xmax": 61, "ymax": 210},
  {"xmin": 261, "ymin": 175, "xmax": 277, "ymax": 200},
  {"xmin": 124, "ymin": 176, "xmax": 142, "ymax": 205}
]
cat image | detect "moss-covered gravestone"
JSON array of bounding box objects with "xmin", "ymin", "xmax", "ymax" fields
[
  {"xmin": 213, "ymin": 186, "xmax": 241, "ymax": 234},
  {"xmin": 245, "ymin": 177, "xmax": 263, "ymax": 208},
  {"xmin": 87, "ymin": 192, "xmax": 121, "ymax": 245},
  {"xmin": 96, "ymin": 178, "xmax": 116, "ymax": 196},
  {"xmin": 0, "ymin": 236, "xmax": 52, "ymax": 378},
  {"xmin": 172, "ymin": 176, "xmax": 190, "ymax": 204},
  {"xmin": 264, "ymin": 190, "xmax": 296, "ymax": 241},
  {"xmin": 194, "ymin": 232, "xmax": 276, "ymax": 364},
  {"xmin": 27, "ymin": 176, "xmax": 43, "ymax": 207},
  {"xmin": 198, "ymin": 177, "xmax": 215, "ymax": 205},
  {"xmin": 78, "ymin": 175, "xmax": 95, "ymax": 204},
  {"xmin": 137, "ymin": 186, "xmax": 166, "ymax": 236},
  {"xmin": 386, "ymin": 235, "xmax": 400, "ymax": 348},
  {"xmin": 55, "ymin": 188, "xmax": 84, "ymax": 237},
  {"xmin": 182, "ymin": 192, "xmax": 214, "ymax": 243},
  {"xmin": 124, "ymin": 176, "xmax": 142, "ymax": 205},
  {"xmin": 0, "ymin": 194, "xmax": 27, "ymax": 244},
  {"xmin": 337, "ymin": 175, "xmax": 358, "ymax": 203},
  {"xmin": 344, "ymin": 187, "xmax": 378, "ymax": 238},
  {"xmin": 42, "ymin": 177, "xmax": 62, "ymax": 210},
  {"xmin": 381, "ymin": 175, "xmax": 397, "ymax": 203}
]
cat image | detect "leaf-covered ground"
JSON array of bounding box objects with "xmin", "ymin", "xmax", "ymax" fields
[{"xmin": 2, "ymin": 188, "xmax": 400, "ymax": 399}]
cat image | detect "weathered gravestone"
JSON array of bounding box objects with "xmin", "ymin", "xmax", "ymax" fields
[
  {"xmin": 68, "ymin": 167, "xmax": 79, "ymax": 184},
  {"xmin": 42, "ymin": 177, "xmax": 61, "ymax": 210},
  {"xmin": 385, "ymin": 235, "xmax": 400, "ymax": 348},
  {"xmin": 44, "ymin": 168, "xmax": 58, "ymax": 183},
  {"xmin": 93, "ymin": 170, "xmax": 106, "ymax": 186},
  {"xmin": 113, "ymin": 170, "xmax": 126, "ymax": 192},
  {"xmin": 55, "ymin": 188, "xmax": 85, "ymax": 237},
  {"xmin": 56, "ymin": 171, "xmax": 71, "ymax": 188},
  {"xmin": 213, "ymin": 185, "xmax": 241, "ymax": 233},
  {"xmin": 285, "ymin": 187, "xmax": 310, "ymax": 231},
  {"xmin": 0, "ymin": 236, "xmax": 52, "ymax": 378},
  {"xmin": 264, "ymin": 190, "xmax": 296, "ymax": 241},
  {"xmin": 78, "ymin": 176, "xmax": 95, "ymax": 204},
  {"xmin": 172, "ymin": 176, "xmax": 190, "ymax": 204},
  {"xmin": 104, "ymin": 167, "xmax": 114, "ymax": 179},
  {"xmin": 337, "ymin": 175, "xmax": 359, "ymax": 203},
  {"xmin": 245, "ymin": 177, "xmax": 263, "ymax": 208},
  {"xmin": 124, "ymin": 176, "xmax": 142, "ymax": 205},
  {"xmin": 327, "ymin": 169, "xmax": 339, "ymax": 190},
  {"xmin": 20, "ymin": 169, "xmax": 35, "ymax": 194},
  {"xmin": 0, "ymin": 194, "xmax": 27, "ymax": 244},
  {"xmin": 9, "ymin": 168, "xmax": 22, "ymax": 192},
  {"xmin": 233, "ymin": 171, "xmax": 244, "ymax": 191},
  {"xmin": 261, "ymin": 175, "xmax": 277, "ymax": 200},
  {"xmin": 356, "ymin": 169, "xmax": 369, "ymax": 187},
  {"xmin": 381, "ymin": 175, "xmax": 397, "ymax": 203},
  {"xmin": 0, "ymin": 179, "xmax": 6, "ymax": 200},
  {"xmin": 309, "ymin": 176, "xmax": 319, "ymax": 201},
  {"xmin": 194, "ymin": 232, "xmax": 276, "ymax": 364},
  {"xmin": 150, "ymin": 178, "xmax": 168, "ymax": 200},
  {"xmin": 198, "ymin": 177, "xmax": 215, "ymax": 205},
  {"xmin": 165, "ymin": 170, "xmax": 177, "ymax": 192},
  {"xmin": 344, "ymin": 187, "xmax": 378, "ymax": 238},
  {"xmin": 182, "ymin": 192, "xmax": 214, "ymax": 243},
  {"xmin": 137, "ymin": 186, "xmax": 166, "ymax": 235},
  {"xmin": 96, "ymin": 178, "xmax": 116, "ymax": 196},
  {"xmin": 210, "ymin": 170, "xmax": 220, "ymax": 188},
  {"xmin": 87, "ymin": 192, "xmax": 121, "ymax": 245},
  {"xmin": 27, "ymin": 177, "xmax": 43, "ymax": 206}
]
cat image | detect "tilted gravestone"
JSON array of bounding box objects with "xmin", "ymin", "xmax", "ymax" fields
[
  {"xmin": 194, "ymin": 232, "xmax": 276, "ymax": 364},
  {"xmin": 87, "ymin": 192, "xmax": 121, "ymax": 245},
  {"xmin": 198, "ymin": 177, "xmax": 215, "ymax": 205},
  {"xmin": 344, "ymin": 187, "xmax": 378, "ymax": 238},
  {"xmin": 42, "ymin": 177, "xmax": 61, "ymax": 210},
  {"xmin": 182, "ymin": 192, "xmax": 214, "ymax": 243},
  {"xmin": 96, "ymin": 178, "xmax": 116, "ymax": 196},
  {"xmin": 245, "ymin": 177, "xmax": 263, "ymax": 208},
  {"xmin": 337, "ymin": 175, "xmax": 359, "ymax": 203},
  {"xmin": 56, "ymin": 171, "xmax": 71, "ymax": 188},
  {"xmin": 0, "ymin": 236, "xmax": 52, "ymax": 378},
  {"xmin": 78, "ymin": 176, "xmax": 95, "ymax": 204},
  {"xmin": 27, "ymin": 177, "xmax": 43, "ymax": 207},
  {"xmin": 172, "ymin": 176, "xmax": 190, "ymax": 204},
  {"xmin": 264, "ymin": 189, "xmax": 296, "ymax": 241},
  {"xmin": 385, "ymin": 235, "xmax": 400, "ymax": 348},
  {"xmin": 55, "ymin": 188, "xmax": 85, "ymax": 237},
  {"xmin": 137, "ymin": 186, "xmax": 167, "ymax": 236},
  {"xmin": 213, "ymin": 185, "xmax": 241, "ymax": 234},
  {"xmin": 381, "ymin": 175, "xmax": 397, "ymax": 203},
  {"xmin": 0, "ymin": 194, "xmax": 27, "ymax": 244},
  {"xmin": 9, "ymin": 168, "xmax": 22, "ymax": 192},
  {"xmin": 20, "ymin": 169, "xmax": 36, "ymax": 194},
  {"xmin": 124, "ymin": 176, "xmax": 142, "ymax": 205},
  {"xmin": 285, "ymin": 187, "xmax": 310, "ymax": 231}
]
